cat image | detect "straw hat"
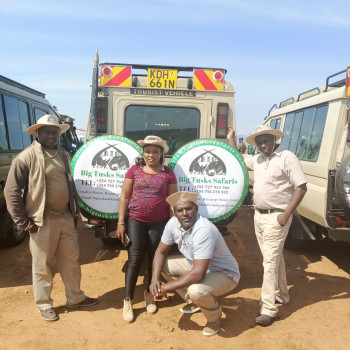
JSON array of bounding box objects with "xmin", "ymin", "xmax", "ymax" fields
[
  {"xmin": 246, "ymin": 125, "xmax": 283, "ymax": 145},
  {"xmin": 27, "ymin": 114, "xmax": 70, "ymax": 136},
  {"xmin": 137, "ymin": 135, "xmax": 169, "ymax": 153},
  {"xmin": 166, "ymin": 191, "xmax": 200, "ymax": 209}
]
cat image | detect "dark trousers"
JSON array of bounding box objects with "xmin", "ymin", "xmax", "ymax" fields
[{"xmin": 125, "ymin": 216, "xmax": 167, "ymax": 299}]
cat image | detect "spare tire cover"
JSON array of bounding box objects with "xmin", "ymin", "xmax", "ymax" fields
[
  {"xmin": 71, "ymin": 135, "xmax": 142, "ymax": 219},
  {"xmin": 169, "ymin": 139, "xmax": 249, "ymax": 223},
  {"xmin": 335, "ymin": 154, "xmax": 350, "ymax": 220}
]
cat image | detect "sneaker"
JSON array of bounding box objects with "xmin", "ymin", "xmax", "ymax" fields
[
  {"xmin": 180, "ymin": 303, "xmax": 200, "ymax": 314},
  {"xmin": 203, "ymin": 317, "xmax": 222, "ymax": 336},
  {"xmin": 67, "ymin": 297, "xmax": 98, "ymax": 308},
  {"xmin": 144, "ymin": 290, "xmax": 157, "ymax": 314},
  {"xmin": 39, "ymin": 308, "xmax": 59, "ymax": 321},
  {"xmin": 255, "ymin": 314, "xmax": 275, "ymax": 326},
  {"xmin": 123, "ymin": 298, "xmax": 134, "ymax": 323}
]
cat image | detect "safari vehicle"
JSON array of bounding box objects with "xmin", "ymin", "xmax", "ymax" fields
[
  {"xmin": 0, "ymin": 75, "xmax": 78, "ymax": 247},
  {"xmin": 263, "ymin": 67, "xmax": 350, "ymax": 246},
  {"xmin": 84, "ymin": 51, "xmax": 236, "ymax": 244}
]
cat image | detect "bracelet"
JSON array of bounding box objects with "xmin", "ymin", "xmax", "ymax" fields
[{"xmin": 118, "ymin": 222, "xmax": 125, "ymax": 225}]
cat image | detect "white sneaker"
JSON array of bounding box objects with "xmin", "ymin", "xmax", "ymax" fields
[
  {"xmin": 123, "ymin": 298, "xmax": 134, "ymax": 323},
  {"xmin": 180, "ymin": 303, "xmax": 200, "ymax": 314},
  {"xmin": 144, "ymin": 290, "xmax": 157, "ymax": 314}
]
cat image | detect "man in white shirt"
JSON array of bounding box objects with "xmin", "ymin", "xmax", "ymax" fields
[{"xmin": 150, "ymin": 191, "xmax": 240, "ymax": 336}]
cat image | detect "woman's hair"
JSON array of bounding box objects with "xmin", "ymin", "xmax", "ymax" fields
[{"xmin": 135, "ymin": 145, "xmax": 164, "ymax": 165}]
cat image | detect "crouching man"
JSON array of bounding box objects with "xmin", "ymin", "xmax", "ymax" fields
[{"xmin": 150, "ymin": 191, "xmax": 240, "ymax": 336}]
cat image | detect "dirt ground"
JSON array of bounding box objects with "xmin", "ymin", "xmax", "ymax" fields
[{"xmin": 1, "ymin": 206, "xmax": 350, "ymax": 350}]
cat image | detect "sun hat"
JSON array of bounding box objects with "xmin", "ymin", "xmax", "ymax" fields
[
  {"xmin": 166, "ymin": 191, "xmax": 200, "ymax": 209},
  {"xmin": 246, "ymin": 125, "xmax": 283, "ymax": 145},
  {"xmin": 137, "ymin": 135, "xmax": 169, "ymax": 153},
  {"xmin": 27, "ymin": 114, "xmax": 70, "ymax": 136}
]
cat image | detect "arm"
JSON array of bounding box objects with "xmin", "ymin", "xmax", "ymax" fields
[
  {"xmin": 150, "ymin": 241, "xmax": 172, "ymax": 297},
  {"xmin": 116, "ymin": 178, "xmax": 133, "ymax": 242},
  {"xmin": 277, "ymin": 183, "xmax": 307, "ymax": 226},
  {"xmin": 227, "ymin": 126, "xmax": 237, "ymax": 149},
  {"xmin": 152, "ymin": 257, "xmax": 211, "ymax": 297},
  {"xmin": 4, "ymin": 157, "xmax": 37, "ymax": 232}
]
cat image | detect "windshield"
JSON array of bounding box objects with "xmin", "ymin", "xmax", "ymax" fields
[{"xmin": 125, "ymin": 105, "xmax": 200, "ymax": 155}]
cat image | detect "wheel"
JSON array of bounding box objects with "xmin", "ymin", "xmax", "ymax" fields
[
  {"xmin": 335, "ymin": 154, "xmax": 350, "ymax": 221},
  {"xmin": 0, "ymin": 210, "xmax": 26, "ymax": 248},
  {"xmin": 101, "ymin": 220, "xmax": 125, "ymax": 248}
]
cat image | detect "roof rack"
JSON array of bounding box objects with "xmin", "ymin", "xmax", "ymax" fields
[
  {"xmin": 265, "ymin": 104, "xmax": 278, "ymax": 119},
  {"xmin": 297, "ymin": 87, "xmax": 320, "ymax": 102},
  {"xmin": 0, "ymin": 75, "xmax": 45, "ymax": 98},
  {"xmin": 324, "ymin": 69, "xmax": 346, "ymax": 92},
  {"xmin": 279, "ymin": 97, "xmax": 295, "ymax": 108},
  {"xmin": 99, "ymin": 63, "xmax": 227, "ymax": 74}
]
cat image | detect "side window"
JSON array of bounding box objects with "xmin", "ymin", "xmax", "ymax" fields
[
  {"xmin": 34, "ymin": 107, "xmax": 49, "ymax": 122},
  {"xmin": 0, "ymin": 96, "xmax": 9, "ymax": 150},
  {"xmin": 18, "ymin": 101, "xmax": 31, "ymax": 148},
  {"xmin": 270, "ymin": 118, "xmax": 281, "ymax": 130},
  {"xmin": 281, "ymin": 104, "xmax": 328, "ymax": 162},
  {"xmin": 3, "ymin": 95, "xmax": 26, "ymax": 150}
]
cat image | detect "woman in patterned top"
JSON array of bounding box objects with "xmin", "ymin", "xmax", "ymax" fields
[{"xmin": 116, "ymin": 135, "xmax": 177, "ymax": 323}]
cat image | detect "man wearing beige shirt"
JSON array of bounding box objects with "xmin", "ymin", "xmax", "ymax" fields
[
  {"xmin": 4, "ymin": 115, "xmax": 97, "ymax": 321},
  {"xmin": 228, "ymin": 125, "xmax": 307, "ymax": 326}
]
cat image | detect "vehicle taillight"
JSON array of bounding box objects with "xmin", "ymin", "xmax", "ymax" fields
[
  {"xmin": 216, "ymin": 103, "xmax": 229, "ymax": 138},
  {"xmin": 89, "ymin": 219, "xmax": 99, "ymax": 225},
  {"xmin": 97, "ymin": 97, "xmax": 108, "ymax": 133}
]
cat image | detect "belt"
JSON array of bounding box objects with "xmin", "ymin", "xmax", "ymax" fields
[{"xmin": 255, "ymin": 208, "xmax": 284, "ymax": 214}]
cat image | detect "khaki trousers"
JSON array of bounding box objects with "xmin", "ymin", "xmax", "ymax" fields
[
  {"xmin": 162, "ymin": 255, "xmax": 237, "ymax": 322},
  {"xmin": 254, "ymin": 211, "xmax": 292, "ymax": 317},
  {"xmin": 29, "ymin": 213, "xmax": 86, "ymax": 310}
]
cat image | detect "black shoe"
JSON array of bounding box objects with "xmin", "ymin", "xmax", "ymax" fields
[
  {"xmin": 255, "ymin": 314, "xmax": 275, "ymax": 326},
  {"xmin": 67, "ymin": 297, "xmax": 98, "ymax": 308}
]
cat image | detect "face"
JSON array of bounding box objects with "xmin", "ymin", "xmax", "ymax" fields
[
  {"xmin": 255, "ymin": 134, "xmax": 275, "ymax": 156},
  {"xmin": 174, "ymin": 201, "xmax": 198, "ymax": 230},
  {"xmin": 143, "ymin": 145, "xmax": 163, "ymax": 167},
  {"xmin": 37, "ymin": 126, "xmax": 60, "ymax": 149}
]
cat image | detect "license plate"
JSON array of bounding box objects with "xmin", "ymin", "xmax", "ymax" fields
[{"xmin": 147, "ymin": 68, "xmax": 177, "ymax": 89}]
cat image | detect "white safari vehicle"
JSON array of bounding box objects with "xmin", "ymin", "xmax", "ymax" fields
[
  {"xmin": 83, "ymin": 51, "xmax": 237, "ymax": 244},
  {"xmin": 263, "ymin": 67, "xmax": 350, "ymax": 246}
]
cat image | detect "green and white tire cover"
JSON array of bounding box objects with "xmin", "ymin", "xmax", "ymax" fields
[
  {"xmin": 71, "ymin": 135, "xmax": 142, "ymax": 219},
  {"xmin": 169, "ymin": 139, "xmax": 248, "ymax": 223}
]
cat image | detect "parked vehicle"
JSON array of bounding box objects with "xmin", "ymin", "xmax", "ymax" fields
[
  {"xmin": 262, "ymin": 67, "xmax": 350, "ymax": 246},
  {"xmin": 84, "ymin": 51, "xmax": 237, "ymax": 244},
  {"xmin": 0, "ymin": 75, "xmax": 78, "ymax": 247}
]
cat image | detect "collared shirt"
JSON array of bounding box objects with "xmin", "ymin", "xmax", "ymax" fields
[
  {"xmin": 161, "ymin": 214, "xmax": 240, "ymax": 283},
  {"xmin": 245, "ymin": 147, "xmax": 307, "ymax": 210}
]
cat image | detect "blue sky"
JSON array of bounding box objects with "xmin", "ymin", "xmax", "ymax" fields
[{"xmin": 1, "ymin": 0, "xmax": 349, "ymax": 136}]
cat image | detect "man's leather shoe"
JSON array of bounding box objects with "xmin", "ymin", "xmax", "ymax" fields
[{"xmin": 255, "ymin": 314, "xmax": 275, "ymax": 326}]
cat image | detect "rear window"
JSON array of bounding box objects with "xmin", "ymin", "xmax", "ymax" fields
[{"xmin": 125, "ymin": 105, "xmax": 200, "ymax": 155}]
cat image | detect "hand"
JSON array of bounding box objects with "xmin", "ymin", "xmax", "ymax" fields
[
  {"xmin": 150, "ymin": 280, "xmax": 167, "ymax": 299},
  {"xmin": 116, "ymin": 225, "xmax": 126, "ymax": 242},
  {"xmin": 277, "ymin": 212, "xmax": 289, "ymax": 227},
  {"xmin": 28, "ymin": 224, "xmax": 38, "ymax": 234},
  {"xmin": 227, "ymin": 125, "xmax": 235, "ymax": 140}
]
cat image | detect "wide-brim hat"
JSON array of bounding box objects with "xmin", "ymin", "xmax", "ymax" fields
[
  {"xmin": 27, "ymin": 114, "xmax": 70, "ymax": 136},
  {"xmin": 166, "ymin": 191, "xmax": 200, "ymax": 209},
  {"xmin": 137, "ymin": 135, "xmax": 169, "ymax": 153},
  {"xmin": 246, "ymin": 125, "xmax": 283, "ymax": 145}
]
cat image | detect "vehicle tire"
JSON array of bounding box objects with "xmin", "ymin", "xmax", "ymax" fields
[
  {"xmin": 335, "ymin": 154, "xmax": 350, "ymax": 221},
  {"xmin": 0, "ymin": 210, "xmax": 26, "ymax": 248},
  {"xmin": 284, "ymin": 213, "xmax": 312, "ymax": 250},
  {"xmin": 101, "ymin": 220, "xmax": 125, "ymax": 248}
]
